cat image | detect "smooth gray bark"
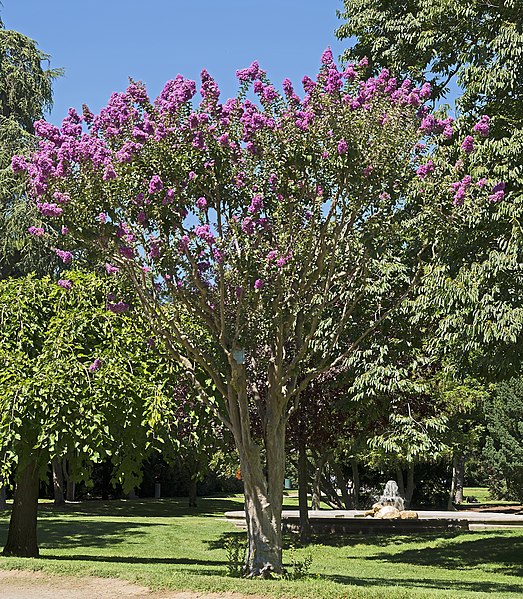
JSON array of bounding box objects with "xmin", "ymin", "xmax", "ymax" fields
[{"xmin": 297, "ymin": 438, "xmax": 311, "ymax": 542}]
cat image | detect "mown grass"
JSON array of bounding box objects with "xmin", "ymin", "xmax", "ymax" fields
[
  {"xmin": 463, "ymin": 486, "xmax": 518, "ymax": 506},
  {"xmin": 0, "ymin": 494, "xmax": 522, "ymax": 598}
]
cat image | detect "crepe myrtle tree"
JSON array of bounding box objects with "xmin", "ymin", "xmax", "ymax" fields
[{"xmin": 13, "ymin": 49, "xmax": 500, "ymax": 575}]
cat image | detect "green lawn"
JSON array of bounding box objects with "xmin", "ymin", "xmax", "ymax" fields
[
  {"xmin": 0, "ymin": 495, "xmax": 522, "ymax": 598},
  {"xmin": 463, "ymin": 487, "xmax": 518, "ymax": 506}
]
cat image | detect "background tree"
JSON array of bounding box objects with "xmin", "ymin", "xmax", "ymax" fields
[
  {"xmin": 15, "ymin": 54, "xmax": 497, "ymax": 575},
  {"xmin": 0, "ymin": 16, "xmax": 62, "ymax": 278},
  {"xmin": 0, "ymin": 272, "xmax": 161, "ymax": 556},
  {"xmin": 483, "ymin": 378, "xmax": 523, "ymax": 502}
]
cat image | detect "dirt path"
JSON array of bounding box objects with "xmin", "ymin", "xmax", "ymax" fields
[{"xmin": 0, "ymin": 570, "xmax": 266, "ymax": 599}]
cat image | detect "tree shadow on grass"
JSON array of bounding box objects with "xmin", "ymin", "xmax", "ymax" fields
[
  {"xmin": 0, "ymin": 517, "xmax": 161, "ymax": 552},
  {"xmin": 368, "ymin": 533, "xmax": 523, "ymax": 577},
  {"xmin": 37, "ymin": 497, "xmax": 244, "ymax": 519},
  {"xmin": 40, "ymin": 554, "xmax": 224, "ymax": 567},
  {"xmin": 323, "ymin": 573, "xmax": 523, "ymax": 596}
]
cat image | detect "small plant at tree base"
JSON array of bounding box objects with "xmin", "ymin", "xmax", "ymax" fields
[
  {"xmin": 224, "ymin": 534, "xmax": 247, "ymax": 577},
  {"xmin": 283, "ymin": 548, "xmax": 313, "ymax": 580}
]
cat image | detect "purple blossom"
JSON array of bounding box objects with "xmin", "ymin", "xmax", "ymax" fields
[
  {"xmin": 337, "ymin": 139, "xmax": 348, "ymax": 155},
  {"xmin": 254, "ymin": 279, "xmax": 264, "ymax": 290},
  {"xmin": 276, "ymin": 252, "xmax": 292, "ymax": 268},
  {"xmin": 321, "ymin": 47, "xmax": 334, "ymax": 65},
  {"xmin": 11, "ymin": 155, "xmax": 28, "ymax": 173},
  {"xmin": 61, "ymin": 226, "xmax": 69, "ymax": 235},
  {"xmin": 248, "ymin": 194, "xmax": 264, "ymax": 214},
  {"xmin": 28, "ymin": 226, "xmax": 45, "ymax": 237},
  {"xmin": 102, "ymin": 163, "xmax": 117, "ymax": 181},
  {"xmin": 105, "ymin": 263, "xmax": 119, "ymax": 275},
  {"xmin": 489, "ymin": 182, "xmax": 505, "ymax": 203},
  {"xmin": 241, "ymin": 217, "xmax": 255, "ymax": 235},
  {"xmin": 194, "ymin": 224, "xmax": 215, "ymax": 244},
  {"xmin": 477, "ymin": 178, "xmax": 487, "ymax": 188},
  {"xmin": 107, "ymin": 301, "xmax": 129, "ymax": 314},
  {"xmin": 37, "ymin": 202, "xmax": 63, "ymax": 217},
  {"xmin": 362, "ymin": 165, "xmax": 374, "ymax": 177},
  {"xmin": 148, "ymin": 174, "xmax": 164, "ymax": 194},
  {"xmin": 119, "ymin": 246, "xmax": 134, "ymax": 259},
  {"xmin": 58, "ymin": 279, "xmax": 72, "ymax": 289},
  {"xmin": 416, "ymin": 160, "xmax": 434, "ymax": 179},
  {"xmin": 236, "ymin": 61, "xmax": 260, "ymax": 82},
  {"xmin": 266, "ymin": 250, "xmax": 278, "ymax": 262},
  {"xmin": 55, "ymin": 249, "xmax": 73, "ymax": 264},
  {"xmin": 473, "ymin": 115, "xmax": 490, "ymax": 138},
  {"xmin": 196, "ymin": 197, "xmax": 208, "ymax": 210},
  {"xmin": 461, "ymin": 135, "xmax": 475, "ymax": 154},
  {"xmin": 98, "ymin": 212, "xmax": 107, "ymax": 223},
  {"xmin": 53, "ymin": 191, "xmax": 70, "ymax": 204},
  {"xmin": 88, "ymin": 358, "xmax": 102, "ymax": 372}
]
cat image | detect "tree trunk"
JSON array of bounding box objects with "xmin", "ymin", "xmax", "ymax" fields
[
  {"xmin": 51, "ymin": 458, "xmax": 65, "ymax": 506},
  {"xmin": 188, "ymin": 477, "xmax": 198, "ymax": 508},
  {"xmin": 297, "ymin": 438, "xmax": 310, "ymax": 543},
  {"xmin": 448, "ymin": 451, "xmax": 465, "ymax": 509},
  {"xmin": 351, "ymin": 458, "xmax": 360, "ymax": 509},
  {"xmin": 405, "ymin": 463, "xmax": 415, "ymax": 509},
  {"xmin": 3, "ymin": 459, "xmax": 40, "ymax": 557},
  {"xmin": 229, "ymin": 363, "xmax": 286, "ymax": 576},
  {"xmin": 63, "ymin": 459, "xmax": 75, "ymax": 502},
  {"xmin": 455, "ymin": 453, "xmax": 465, "ymax": 504},
  {"xmin": 311, "ymin": 452, "xmax": 328, "ymax": 510},
  {"xmin": 396, "ymin": 465, "xmax": 405, "ymax": 499},
  {"xmin": 333, "ymin": 462, "xmax": 352, "ymax": 509},
  {"xmin": 0, "ymin": 486, "xmax": 6, "ymax": 511}
]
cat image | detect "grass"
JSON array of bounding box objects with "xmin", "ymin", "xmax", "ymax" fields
[
  {"xmin": 0, "ymin": 494, "xmax": 521, "ymax": 598},
  {"xmin": 462, "ymin": 487, "xmax": 518, "ymax": 506}
]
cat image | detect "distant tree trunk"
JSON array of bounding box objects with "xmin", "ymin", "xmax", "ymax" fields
[
  {"xmin": 297, "ymin": 438, "xmax": 310, "ymax": 543},
  {"xmin": 3, "ymin": 459, "xmax": 40, "ymax": 557},
  {"xmin": 63, "ymin": 459, "xmax": 75, "ymax": 502},
  {"xmin": 455, "ymin": 453, "xmax": 465, "ymax": 504},
  {"xmin": 405, "ymin": 463, "xmax": 415, "ymax": 508},
  {"xmin": 333, "ymin": 461, "xmax": 352, "ymax": 509},
  {"xmin": 0, "ymin": 486, "xmax": 6, "ymax": 511},
  {"xmin": 448, "ymin": 451, "xmax": 465, "ymax": 509},
  {"xmin": 51, "ymin": 458, "xmax": 65, "ymax": 506},
  {"xmin": 351, "ymin": 458, "xmax": 360, "ymax": 509},
  {"xmin": 311, "ymin": 452, "xmax": 328, "ymax": 510},
  {"xmin": 396, "ymin": 465, "xmax": 405, "ymax": 498},
  {"xmin": 188, "ymin": 477, "xmax": 198, "ymax": 507}
]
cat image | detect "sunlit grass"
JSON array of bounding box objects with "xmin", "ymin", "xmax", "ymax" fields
[{"xmin": 0, "ymin": 494, "xmax": 522, "ymax": 598}]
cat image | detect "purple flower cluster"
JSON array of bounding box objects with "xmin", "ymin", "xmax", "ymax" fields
[
  {"xmin": 28, "ymin": 226, "xmax": 45, "ymax": 237},
  {"xmin": 248, "ymin": 194, "xmax": 264, "ymax": 214},
  {"xmin": 461, "ymin": 135, "xmax": 475, "ymax": 154},
  {"xmin": 473, "ymin": 115, "xmax": 490, "ymax": 138},
  {"xmin": 416, "ymin": 160, "xmax": 434, "ymax": 180},
  {"xmin": 451, "ymin": 175, "xmax": 472, "ymax": 206},
  {"xmin": 236, "ymin": 61, "xmax": 260, "ymax": 82},
  {"xmin": 36, "ymin": 202, "xmax": 63, "ymax": 217},
  {"xmin": 105, "ymin": 263, "xmax": 119, "ymax": 275},
  {"xmin": 148, "ymin": 175, "xmax": 163, "ymax": 194},
  {"xmin": 88, "ymin": 358, "xmax": 102, "ymax": 372},
  {"xmin": 489, "ymin": 182, "xmax": 505, "ymax": 203},
  {"xmin": 58, "ymin": 279, "xmax": 72, "ymax": 289},
  {"xmin": 106, "ymin": 301, "xmax": 129, "ymax": 313},
  {"xmin": 196, "ymin": 196, "xmax": 208, "ymax": 210},
  {"xmin": 194, "ymin": 224, "xmax": 215, "ymax": 245},
  {"xmin": 55, "ymin": 249, "xmax": 73, "ymax": 263},
  {"xmin": 155, "ymin": 75, "xmax": 197, "ymax": 114}
]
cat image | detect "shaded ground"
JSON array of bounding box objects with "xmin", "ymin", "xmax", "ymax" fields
[{"xmin": 0, "ymin": 570, "xmax": 264, "ymax": 599}]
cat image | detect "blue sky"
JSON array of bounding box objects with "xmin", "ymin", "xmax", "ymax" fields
[{"xmin": 3, "ymin": 0, "xmax": 349, "ymax": 125}]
